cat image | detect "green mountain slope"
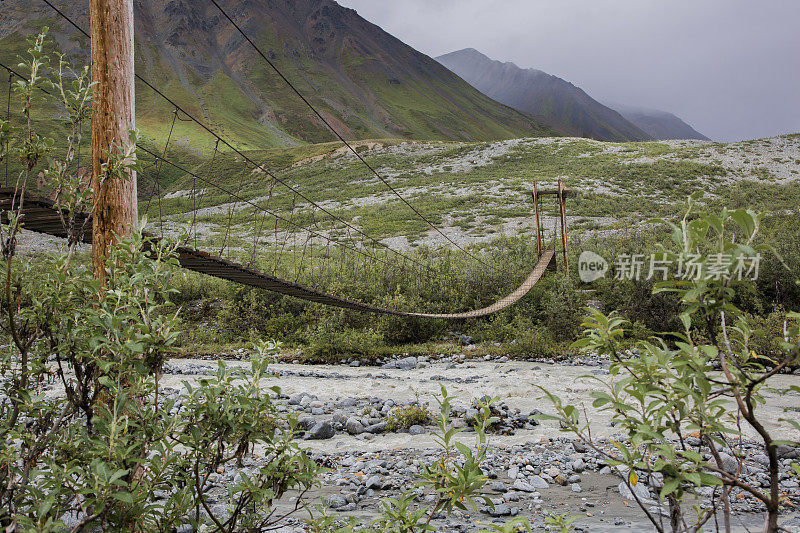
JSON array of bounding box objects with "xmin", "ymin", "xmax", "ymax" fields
[{"xmin": 0, "ymin": 0, "xmax": 560, "ymax": 151}]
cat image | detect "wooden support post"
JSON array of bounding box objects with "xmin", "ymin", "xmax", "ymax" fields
[
  {"xmin": 558, "ymin": 179, "xmax": 569, "ymax": 272},
  {"xmin": 90, "ymin": 0, "xmax": 137, "ymax": 281},
  {"xmin": 532, "ymin": 181, "xmax": 542, "ymax": 258}
]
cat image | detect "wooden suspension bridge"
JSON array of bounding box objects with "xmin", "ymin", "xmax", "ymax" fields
[
  {"xmin": 0, "ymin": 184, "xmax": 569, "ymax": 319},
  {"xmin": 1, "ymin": 0, "xmax": 574, "ymax": 320}
]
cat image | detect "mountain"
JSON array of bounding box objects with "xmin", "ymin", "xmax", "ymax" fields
[
  {"xmin": 437, "ymin": 48, "xmax": 652, "ymax": 142},
  {"xmin": 0, "ymin": 1, "xmax": 559, "ymax": 151},
  {"xmin": 607, "ymin": 103, "xmax": 710, "ymax": 141}
]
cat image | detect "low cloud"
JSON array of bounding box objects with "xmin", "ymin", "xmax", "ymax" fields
[{"xmin": 339, "ymin": 0, "xmax": 800, "ymax": 141}]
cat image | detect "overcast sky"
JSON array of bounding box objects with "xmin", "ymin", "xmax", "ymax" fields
[{"xmin": 337, "ymin": 0, "xmax": 800, "ymax": 142}]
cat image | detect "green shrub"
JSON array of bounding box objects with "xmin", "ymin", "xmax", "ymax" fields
[
  {"xmin": 506, "ymin": 323, "xmax": 565, "ymax": 359},
  {"xmin": 386, "ymin": 402, "xmax": 430, "ymax": 431},
  {"xmin": 304, "ymin": 326, "xmax": 385, "ymax": 363}
]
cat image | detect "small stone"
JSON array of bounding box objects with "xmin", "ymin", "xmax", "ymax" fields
[
  {"xmin": 528, "ymin": 475, "xmax": 549, "ymax": 489},
  {"xmin": 717, "ymin": 452, "xmax": 739, "ymax": 475},
  {"xmin": 619, "ymin": 481, "xmax": 651, "ymax": 502},
  {"xmin": 408, "ymin": 425, "xmax": 426, "ymax": 435},
  {"xmin": 365, "ymin": 422, "xmax": 387, "ymax": 434},
  {"xmin": 571, "ymin": 483, "xmax": 582, "ymax": 493},
  {"xmin": 484, "ymin": 503, "xmax": 512, "ymax": 517},
  {"xmin": 306, "ymin": 422, "xmax": 335, "ymax": 440},
  {"xmin": 365, "ymin": 475, "xmax": 382, "ymax": 490},
  {"xmin": 288, "ymin": 393, "xmax": 307, "ymax": 405},
  {"xmin": 489, "ymin": 481, "xmax": 508, "ymax": 492},
  {"xmin": 297, "ymin": 417, "xmax": 315, "ymax": 430},
  {"xmin": 345, "ymin": 418, "xmax": 365, "ymax": 435},
  {"xmin": 326, "ymin": 494, "xmax": 347, "ymax": 509},
  {"xmin": 572, "ymin": 458, "xmax": 586, "ymax": 472},
  {"xmin": 753, "ymin": 454, "xmax": 770, "ymax": 467},
  {"xmin": 513, "ymin": 476, "xmax": 548, "ymax": 492}
]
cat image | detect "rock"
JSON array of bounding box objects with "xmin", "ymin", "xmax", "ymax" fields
[
  {"xmin": 408, "ymin": 425, "xmax": 426, "ymax": 435},
  {"xmin": 484, "ymin": 503, "xmax": 512, "ymax": 517},
  {"xmin": 345, "ymin": 418, "xmax": 365, "ymax": 435},
  {"xmin": 777, "ymin": 445, "xmax": 800, "ymax": 459},
  {"xmin": 717, "ymin": 452, "xmax": 739, "ymax": 475},
  {"xmin": 288, "ymin": 393, "xmax": 307, "ymax": 405},
  {"xmin": 306, "ymin": 422, "xmax": 335, "ymax": 440},
  {"xmin": 365, "ymin": 475, "xmax": 382, "ymax": 490},
  {"xmin": 365, "ymin": 422, "xmax": 386, "ymax": 434},
  {"xmin": 395, "ymin": 357, "xmax": 418, "ymax": 370},
  {"xmin": 513, "ymin": 475, "xmax": 549, "ymax": 492},
  {"xmin": 571, "ymin": 483, "xmax": 582, "ymax": 493},
  {"xmin": 619, "ymin": 481, "xmax": 651, "ymax": 502},
  {"xmin": 381, "ymin": 356, "xmax": 417, "ymax": 370},
  {"xmin": 572, "ymin": 458, "xmax": 586, "ymax": 473},
  {"xmin": 489, "ymin": 481, "xmax": 508, "ymax": 493},
  {"xmin": 512, "ymin": 479, "xmax": 537, "ymax": 492},
  {"xmin": 326, "ymin": 494, "xmax": 347, "ymax": 509},
  {"xmin": 507, "ymin": 466, "xmax": 519, "ymax": 479},
  {"xmin": 297, "ymin": 417, "xmax": 315, "ymax": 431},
  {"xmin": 528, "ymin": 475, "xmax": 549, "ymax": 489},
  {"xmin": 753, "ymin": 454, "xmax": 770, "ymax": 467},
  {"xmin": 336, "ymin": 503, "xmax": 356, "ymax": 512}
]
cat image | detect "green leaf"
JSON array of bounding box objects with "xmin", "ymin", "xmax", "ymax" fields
[
  {"xmin": 112, "ymin": 491, "xmax": 134, "ymax": 504},
  {"xmin": 660, "ymin": 477, "xmax": 681, "ymax": 498}
]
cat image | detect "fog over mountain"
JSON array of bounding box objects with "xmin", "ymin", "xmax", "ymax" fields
[
  {"xmin": 338, "ymin": 0, "xmax": 800, "ymax": 142},
  {"xmin": 437, "ymin": 48, "xmax": 652, "ymax": 142}
]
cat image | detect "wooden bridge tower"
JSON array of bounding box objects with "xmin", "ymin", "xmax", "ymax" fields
[{"xmin": 531, "ymin": 179, "xmax": 570, "ymax": 272}]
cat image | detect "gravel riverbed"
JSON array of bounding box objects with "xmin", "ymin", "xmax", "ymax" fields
[{"xmin": 159, "ymin": 354, "xmax": 800, "ymax": 532}]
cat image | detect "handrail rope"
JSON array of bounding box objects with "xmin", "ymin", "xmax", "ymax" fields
[
  {"xmin": 249, "ymin": 176, "xmax": 277, "ymax": 267},
  {"xmin": 144, "ymin": 108, "xmax": 177, "ymax": 235},
  {"xmin": 208, "ymin": 0, "xmax": 491, "ymax": 269},
  {"xmin": 0, "ymin": 58, "xmax": 413, "ymax": 285},
  {"xmin": 37, "ymin": 0, "xmax": 442, "ymax": 280},
  {"xmin": 192, "ymin": 139, "xmax": 219, "ymax": 249},
  {"xmin": 136, "ymin": 144, "xmax": 392, "ymax": 267},
  {"xmin": 2, "ymin": 42, "xmax": 443, "ymax": 292}
]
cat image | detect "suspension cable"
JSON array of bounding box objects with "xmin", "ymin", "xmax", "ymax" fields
[
  {"xmin": 208, "ymin": 0, "xmax": 490, "ymax": 268},
  {"xmin": 136, "ymin": 144, "xmax": 393, "ymax": 267},
  {"xmin": 37, "ymin": 0, "xmax": 443, "ymax": 277},
  {"xmin": 0, "ymin": 58, "xmax": 443, "ymax": 290}
]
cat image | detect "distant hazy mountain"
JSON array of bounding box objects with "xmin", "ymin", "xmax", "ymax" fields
[
  {"xmin": 608, "ymin": 103, "xmax": 710, "ymax": 141},
  {"xmin": 437, "ymin": 48, "xmax": 651, "ymax": 142},
  {"xmin": 0, "ymin": 1, "xmax": 559, "ymax": 150}
]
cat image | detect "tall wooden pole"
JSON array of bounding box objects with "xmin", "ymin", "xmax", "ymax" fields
[
  {"xmin": 90, "ymin": 0, "xmax": 137, "ymax": 281},
  {"xmin": 532, "ymin": 181, "xmax": 542, "ymax": 258},
  {"xmin": 558, "ymin": 179, "xmax": 569, "ymax": 272}
]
